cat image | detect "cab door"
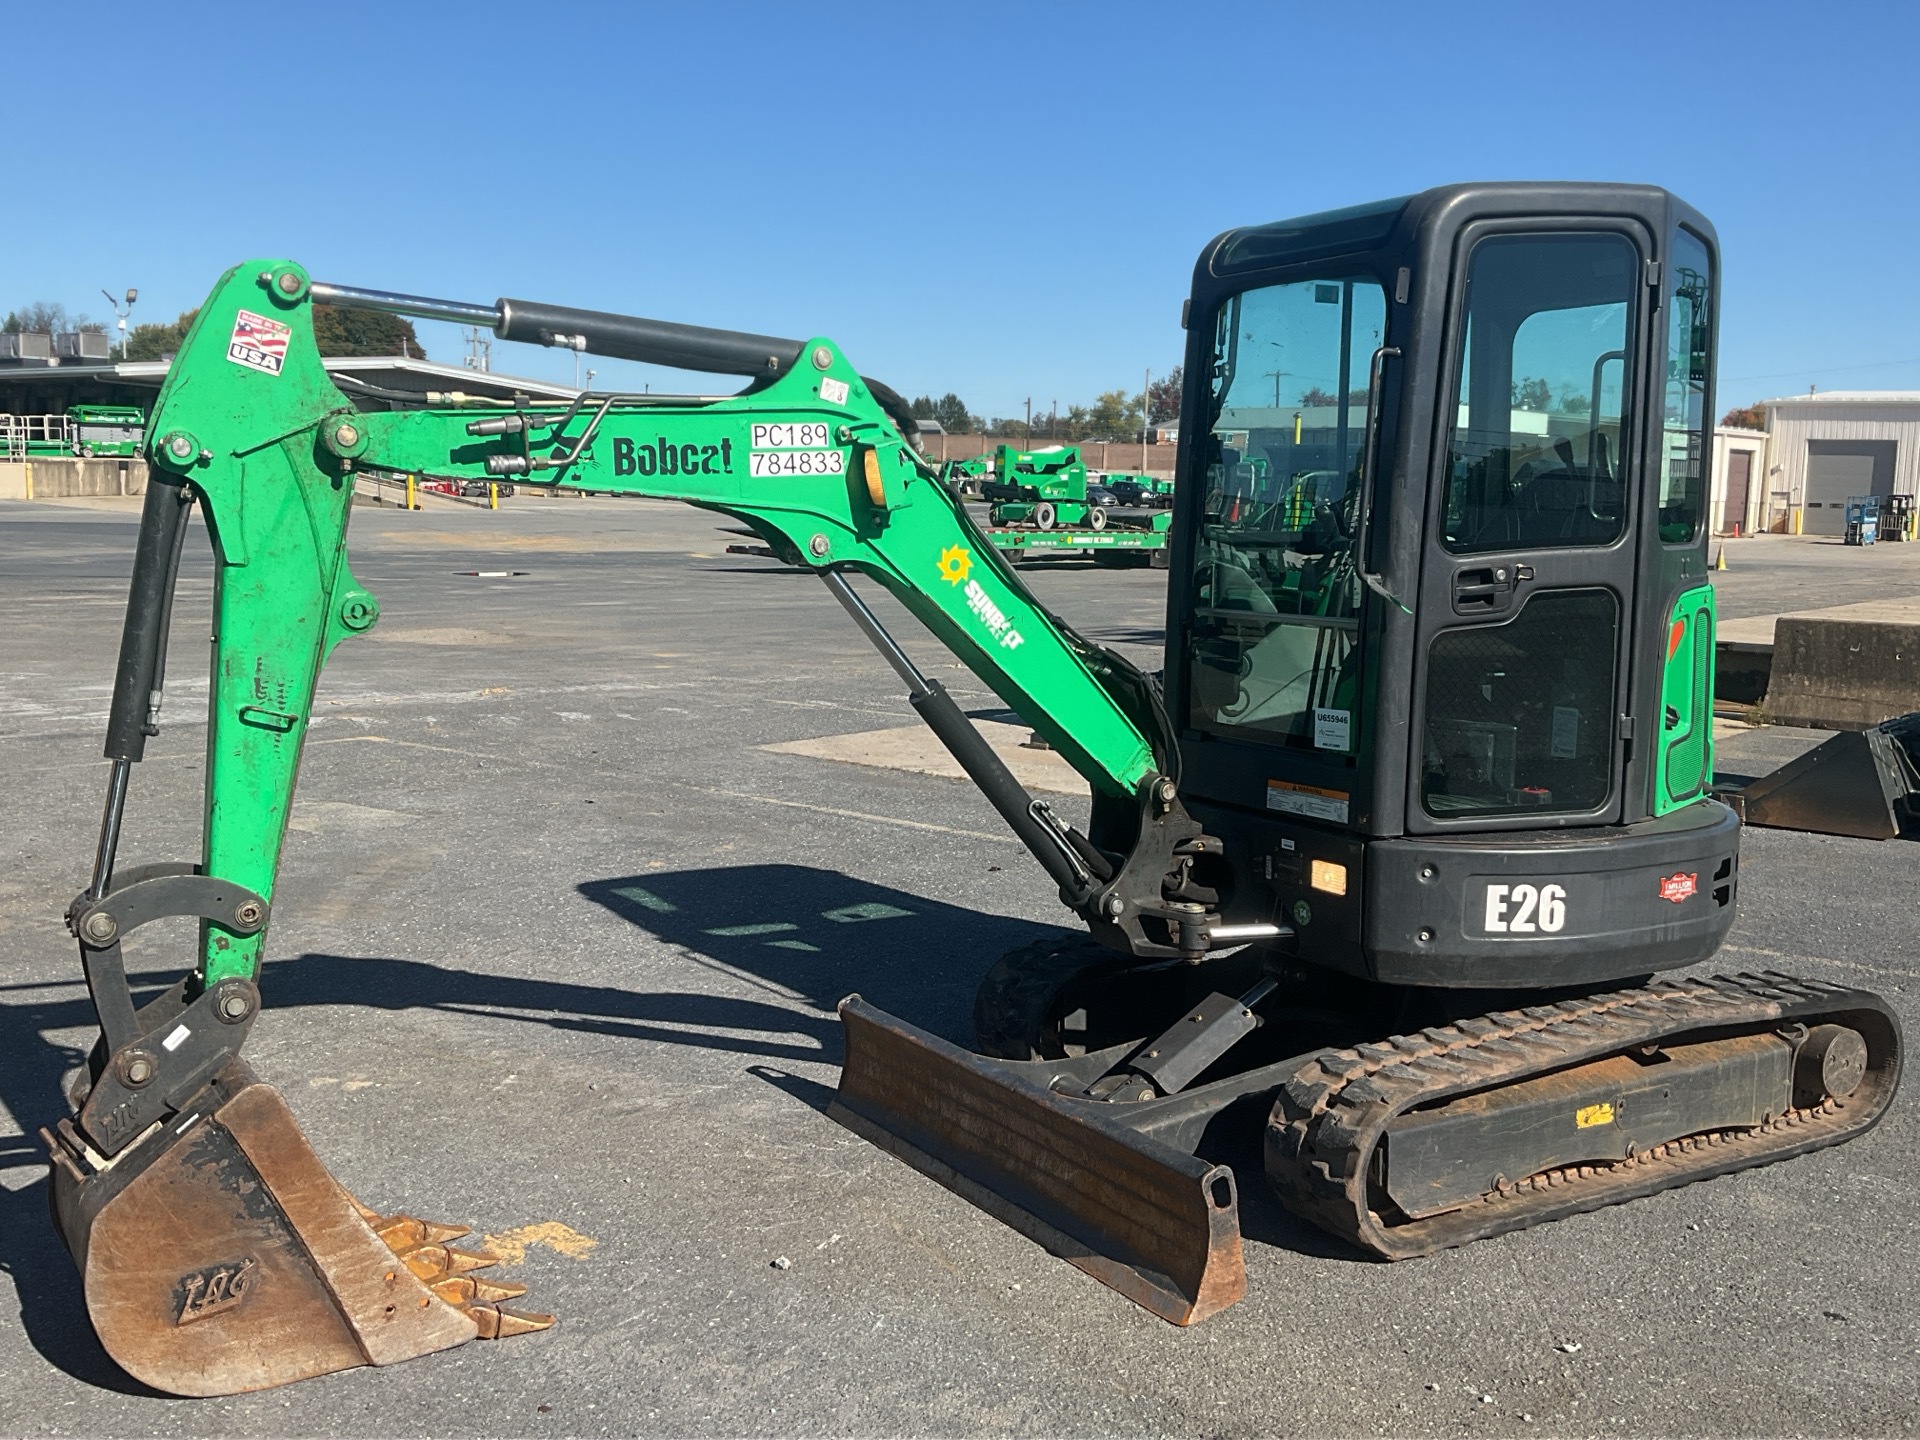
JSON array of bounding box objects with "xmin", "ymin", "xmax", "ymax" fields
[{"xmin": 1405, "ymin": 221, "xmax": 1653, "ymax": 834}]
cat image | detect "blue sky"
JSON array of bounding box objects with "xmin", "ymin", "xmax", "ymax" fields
[{"xmin": 8, "ymin": 0, "xmax": 1917, "ymax": 415}]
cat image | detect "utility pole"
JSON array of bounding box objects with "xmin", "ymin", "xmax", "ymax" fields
[
  {"xmin": 1142, "ymin": 366, "xmax": 1150, "ymax": 471},
  {"xmin": 1025, "ymin": 397, "xmax": 1032, "ymax": 440}
]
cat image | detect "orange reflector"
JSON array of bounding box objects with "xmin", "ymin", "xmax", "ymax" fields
[
  {"xmin": 1310, "ymin": 859, "xmax": 1347, "ymax": 896},
  {"xmin": 863, "ymin": 449, "xmax": 887, "ymax": 508}
]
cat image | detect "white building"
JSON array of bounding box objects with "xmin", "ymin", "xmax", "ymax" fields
[{"xmin": 1754, "ymin": 391, "xmax": 1920, "ymax": 536}]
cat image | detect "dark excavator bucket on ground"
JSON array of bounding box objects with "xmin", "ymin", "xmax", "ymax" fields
[
  {"xmin": 44, "ymin": 1059, "xmax": 551, "ymax": 1396},
  {"xmin": 828, "ymin": 995, "xmax": 1246, "ymax": 1326},
  {"xmin": 1731, "ymin": 713, "xmax": 1920, "ymax": 840}
]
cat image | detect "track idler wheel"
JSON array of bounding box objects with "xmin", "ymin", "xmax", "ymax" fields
[
  {"xmin": 44, "ymin": 1059, "xmax": 552, "ymax": 1396},
  {"xmin": 974, "ymin": 932, "xmax": 1267, "ymax": 1060}
]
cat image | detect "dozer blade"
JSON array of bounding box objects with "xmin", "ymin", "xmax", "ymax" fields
[
  {"xmin": 45, "ymin": 1059, "xmax": 552, "ymax": 1396},
  {"xmin": 828, "ymin": 995, "xmax": 1245, "ymax": 1326}
]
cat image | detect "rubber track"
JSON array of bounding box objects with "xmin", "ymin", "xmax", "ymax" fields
[
  {"xmin": 1265, "ymin": 971, "xmax": 1901, "ymax": 1259},
  {"xmin": 973, "ymin": 934, "xmax": 1115, "ymax": 1060}
]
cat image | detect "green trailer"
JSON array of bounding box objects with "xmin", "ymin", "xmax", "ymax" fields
[{"xmin": 986, "ymin": 509, "xmax": 1172, "ymax": 566}]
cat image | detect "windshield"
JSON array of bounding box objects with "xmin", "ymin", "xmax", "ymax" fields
[{"xmin": 1186, "ymin": 275, "xmax": 1388, "ymax": 757}]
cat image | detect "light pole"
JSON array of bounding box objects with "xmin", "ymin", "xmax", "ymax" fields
[{"xmin": 100, "ymin": 287, "xmax": 137, "ymax": 360}]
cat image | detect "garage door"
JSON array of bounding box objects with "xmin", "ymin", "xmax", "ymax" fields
[{"xmin": 1803, "ymin": 440, "xmax": 1896, "ymax": 535}]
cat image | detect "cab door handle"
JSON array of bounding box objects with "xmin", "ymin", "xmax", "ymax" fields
[{"xmin": 1452, "ymin": 565, "xmax": 1520, "ymax": 614}]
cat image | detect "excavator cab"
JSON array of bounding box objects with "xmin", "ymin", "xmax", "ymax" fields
[{"xmin": 1157, "ymin": 184, "xmax": 1736, "ymax": 990}]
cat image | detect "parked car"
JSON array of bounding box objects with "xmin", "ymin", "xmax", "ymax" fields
[{"xmin": 1099, "ymin": 475, "xmax": 1174, "ymax": 508}]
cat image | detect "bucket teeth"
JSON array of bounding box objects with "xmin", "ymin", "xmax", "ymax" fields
[
  {"xmin": 342, "ymin": 1191, "xmax": 548, "ymax": 1343},
  {"xmin": 470, "ymin": 1304, "xmax": 557, "ymax": 1340},
  {"xmin": 401, "ymin": 1243, "xmax": 498, "ymax": 1281},
  {"xmin": 371, "ymin": 1214, "xmax": 473, "ymax": 1249},
  {"xmin": 431, "ymin": 1275, "xmax": 531, "ymax": 1304}
]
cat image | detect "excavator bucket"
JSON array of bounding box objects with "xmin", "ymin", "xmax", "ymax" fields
[
  {"xmin": 1732, "ymin": 712, "xmax": 1920, "ymax": 840},
  {"xmin": 829, "ymin": 996, "xmax": 1245, "ymax": 1325},
  {"xmin": 44, "ymin": 1059, "xmax": 551, "ymax": 1397}
]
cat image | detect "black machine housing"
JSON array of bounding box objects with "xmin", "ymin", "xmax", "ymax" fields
[{"xmin": 1119, "ymin": 183, "xmax": 1737, "ymax": 988}]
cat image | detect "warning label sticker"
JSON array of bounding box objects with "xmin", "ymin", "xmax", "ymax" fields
[
  {"xmin": 228, "ymin": 309, "xmax": 291, "ymax": 375},
  {"xmin": 1266, "ymin": 779, "xmax": 1349, "ymax": 824}
]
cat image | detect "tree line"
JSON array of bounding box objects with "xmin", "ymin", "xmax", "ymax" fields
[
  {"xmin": 3, "ymin": 299, "xmax": 426, "ymax": 361},
  {"xmin": 909, "ymin": 366, "xmax": 1182, "ymax": 441},
  {"xmin": 4, "ymin": 302, "xmax": 107, "ymax": 335}
]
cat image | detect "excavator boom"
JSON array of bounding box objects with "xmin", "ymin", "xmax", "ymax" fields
[{"xmin": 47, "ymin": 259, "xmax": 1249, "ymax": 1394}]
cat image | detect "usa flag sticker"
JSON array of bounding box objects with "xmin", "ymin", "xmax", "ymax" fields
[{"xmin": 228, "ymin": 309, "xmax": 292, "ymax": 375}]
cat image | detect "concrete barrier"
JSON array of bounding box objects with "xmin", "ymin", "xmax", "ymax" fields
[
  {"xmin": 1763, "ymin": 616, "xmax": 1920, "ymax": 730},
  {"xmin": 0, "ymin": 458, "xmax": 149, "ymax": 499},
  {"xmin": 1713, "ymin": 642, "xmax": 1773, "ymax": 707}
]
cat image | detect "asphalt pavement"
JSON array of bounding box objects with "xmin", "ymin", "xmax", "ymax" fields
[{"xmin": 0, "ymin": 496, "xmax": 1915, "ymax": 1438}]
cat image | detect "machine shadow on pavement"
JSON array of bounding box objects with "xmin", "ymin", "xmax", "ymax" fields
[
  {"xmin": 579, "ymin": 864, "xmax": 1354, "ymax": 1261},
  {"xmin": 0, "ymin": 1048, "xmax": 169, "ymax": 1393},
  {"xmin": 0, "ymin": 865, "xmax": 1346, "ymax": 1388}
]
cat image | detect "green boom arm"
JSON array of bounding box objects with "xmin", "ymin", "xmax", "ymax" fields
[{"xmin": 111, "ymin": 259, "xmax": 1225, "ymax": 1005}]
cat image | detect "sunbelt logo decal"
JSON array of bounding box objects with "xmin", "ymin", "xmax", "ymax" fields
[{"xmin": 939, "ymin": 546, "xmax": 1024, "ymax": 651}]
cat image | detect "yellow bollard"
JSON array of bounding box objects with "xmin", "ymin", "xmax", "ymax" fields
[
  {"xmin": 23, "ymin": 462, "xmax": 32, "ymax": 501},
  {"xmin": 1793, "ymin": 506, "xmax": 1803, "ymax": 535},
  {"xmin": 489, "ymin": 483, "xmax": 498, "ymax": 510},
  {"xmin": 407, "ymin": 473, "xmax": 417, "ymax": 510}
]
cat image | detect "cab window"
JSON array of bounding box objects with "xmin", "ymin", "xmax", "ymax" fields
[{"xmin": 1187, "ymin": 276, "xmax": 1388, "ymax": 755}]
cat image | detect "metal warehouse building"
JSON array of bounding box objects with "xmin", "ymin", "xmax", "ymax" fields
[{"xmin": 1758, "ymin": 391, "xmax": 1920, "ymax": 536}]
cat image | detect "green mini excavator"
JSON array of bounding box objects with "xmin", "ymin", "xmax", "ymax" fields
[{"xmin": 46, "ymin": 184, "xmax": 1900, "ymax": 1396}]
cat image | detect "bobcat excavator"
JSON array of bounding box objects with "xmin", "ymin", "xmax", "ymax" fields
[{"xmin": 46, "ymin": 184, "xmax": 1900, "ymax": 1396}]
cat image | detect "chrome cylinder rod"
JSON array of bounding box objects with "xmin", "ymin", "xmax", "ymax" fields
[
  {"xmin": 821, "ymin": 572, "xmax": 932, "ymax": 697},
  {"xmin": 308, "ymin": 282, "xmax": 501, "ymax": 329}
]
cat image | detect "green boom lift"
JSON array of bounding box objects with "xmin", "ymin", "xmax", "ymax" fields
[
  {"xmin": 47, "ymin": 185, "xmax": 1901, "ymax": 1398},
  {"xmin": 979, "ymin": 442, "xmax": 1104, "ymax": 529}
]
